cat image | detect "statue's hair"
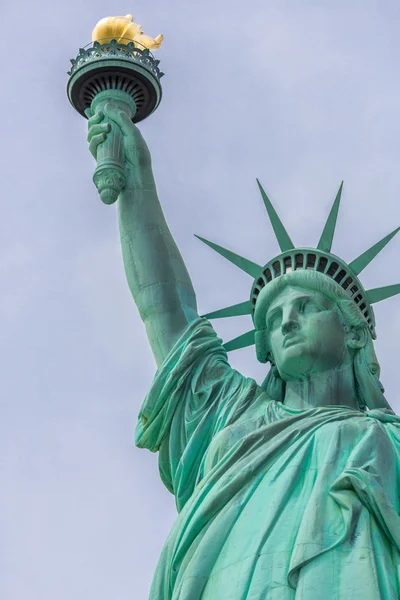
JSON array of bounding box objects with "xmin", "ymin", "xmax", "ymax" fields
[{"xmin": 254, "ymin": 270, "xmax": 392, "ymax": 412}]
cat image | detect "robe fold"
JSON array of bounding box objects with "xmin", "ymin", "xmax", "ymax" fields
[{"xmin": 136, "ymin": 318, "xmax": 400, "ymax": 599}]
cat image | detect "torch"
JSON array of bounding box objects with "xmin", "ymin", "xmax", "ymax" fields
[{"xmin": 67, "ymin": 14, "xmax": 164, "ymax": 204}]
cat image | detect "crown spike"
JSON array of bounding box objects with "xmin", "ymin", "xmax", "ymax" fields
[
  {"xmin": 366, "ymin": 284, "xmax": 400, "ymax": 305},
  {"xmin": 223, "ymin": 329, "xmax": 256, "ymax": 352},
  {"xmin": 194, "ymin": 235, "xmax": 261, "ymax": 277},
  {"xmin": 256, "ymin": 180, "xmax": 294, "ymax": 252},
  {"xmin": 349, "ymin": 227, "xmax": 400, "ymax": 276},
  {"xmin": 202, "ymin": 300, "xmax": 252, "ymax": 320},
  {"xmin": 317, "ymin": 182, "xmax": 343, "ymax": 252}
]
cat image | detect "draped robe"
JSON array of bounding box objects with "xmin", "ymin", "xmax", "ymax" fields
[{"xmin": 136, "ymin": 318, "xmax": 400, "ymax": 599}]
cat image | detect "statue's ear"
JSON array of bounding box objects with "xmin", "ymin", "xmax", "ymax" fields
[{"xmin": 346, "ymin": 325, "xmax": 368, "ymax": 350}]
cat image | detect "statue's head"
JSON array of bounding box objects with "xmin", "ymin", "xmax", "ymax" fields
[
  {"xmin": 254, "ymin": 270, "xmax": 368, "ymax": 374},
  {"xmin": 197, "ymin": 181, "xmax": 399, "ymax": 412},
  {"xmin": 253, "ymin": 270, "xmax": 385, "ymax": 409}
]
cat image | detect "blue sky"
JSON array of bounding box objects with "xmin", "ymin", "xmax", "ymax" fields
[{"xmin": 3, "ymin": 0, "xmax": 400, "ymax": 597}]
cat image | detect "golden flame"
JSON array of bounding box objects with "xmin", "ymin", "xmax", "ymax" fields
[{"xmin": 92, "ymin": 14, "xmax": 163, "ymax": 50}]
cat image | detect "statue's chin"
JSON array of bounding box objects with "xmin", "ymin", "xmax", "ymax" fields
[{"xmin": 276, "ymin": 347, "xmax": 327, "ymax": 381}]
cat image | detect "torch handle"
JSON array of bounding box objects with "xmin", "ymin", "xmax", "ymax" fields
[
  {"xmin": 89, "ymin": 91, "xmax": 137, "ymax": 205},
  {"xmin": 93, "ymin": 120, "xmax": 126, "ymax": 205}
]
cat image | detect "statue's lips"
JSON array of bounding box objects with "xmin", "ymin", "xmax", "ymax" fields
[{"xmin": 283, "ymin": 335, "xmax": 303, "ymax": 348}]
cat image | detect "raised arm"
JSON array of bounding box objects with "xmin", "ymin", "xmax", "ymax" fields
[{"xmin": 88, "ymin": 105, "xmax": 198, "ymax": 366}]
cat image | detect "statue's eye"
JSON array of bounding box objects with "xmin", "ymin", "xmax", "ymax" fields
[
  {"xmin": 301, "ymin": 299, "xmax": 321, "ymax": 314},
  {"xmin": 267, "ymin": 312, "xmax": 281, "ymax": 331}
]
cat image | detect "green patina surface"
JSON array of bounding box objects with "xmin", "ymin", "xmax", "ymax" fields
[{"xmin": 85, "ymin": 101, "xmax": 400, "ymax": 599}]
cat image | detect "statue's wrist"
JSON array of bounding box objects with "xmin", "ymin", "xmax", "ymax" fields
[
  {"xmin": 123, "ymin": 164, "xmax": 155, "ymax": 191},
  {"xmin": 120, "ymin": 179, "xmax": 155, "ymax": 201}
]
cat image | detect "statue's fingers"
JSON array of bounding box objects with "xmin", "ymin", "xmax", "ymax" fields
[
  {"xmin": 103, "ymin": 103, "xmax": 133, "ymax": 135},
  {"xmin": 89, "ymin": 133, "xmax": 106, "ymax": 158},
  {"xmin": 87, "ymin": 122, "xmax": 110, "ymax": 143},
  {"xmin": 87, "ymin": 110, "xmax": 104, "ymax": 129}
]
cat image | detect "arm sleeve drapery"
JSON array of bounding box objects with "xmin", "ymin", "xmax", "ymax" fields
[{"xmin": 135, "ymin": 318, "xmax": 266, "ymax": 510}]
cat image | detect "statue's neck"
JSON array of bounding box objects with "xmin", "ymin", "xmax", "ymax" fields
[{"xmin": 283, "ymin": 361, "xmax": 360, "ymax": 411}]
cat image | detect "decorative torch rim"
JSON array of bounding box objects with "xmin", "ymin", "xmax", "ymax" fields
[{"xmin": 67, "ymin": 39, "xmax": 164, "ymax": 80}]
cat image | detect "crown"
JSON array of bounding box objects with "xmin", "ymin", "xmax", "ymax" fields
[{"xmin": 197, "ymin": 181, "xmax": 400, "ymax": 356}]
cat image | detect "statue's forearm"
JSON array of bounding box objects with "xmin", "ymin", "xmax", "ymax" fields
[{"xmin": 118, "ymin": 168, "xmax": 198, "ymax": 366}]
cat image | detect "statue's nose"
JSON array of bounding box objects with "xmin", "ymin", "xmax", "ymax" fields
[{"xmin": 282, "ymin": 318, "xmax": 299, "ymax": 335}]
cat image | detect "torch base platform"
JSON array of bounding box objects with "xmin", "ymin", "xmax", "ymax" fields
[{"xmin": 67, "ymin": 41, "xmax": 163, "ymax": 123}]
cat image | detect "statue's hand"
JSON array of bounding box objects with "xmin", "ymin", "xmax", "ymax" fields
[{"xmin": 87, "ymin": 105, "xmax": 152, "ymax": 189}]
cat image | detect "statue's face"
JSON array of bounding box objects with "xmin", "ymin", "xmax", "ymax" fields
[{"xmin": 266, "ymin": 286, "xmax": 349, "ymax": 381}]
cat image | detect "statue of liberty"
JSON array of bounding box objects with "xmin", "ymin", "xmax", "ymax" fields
[{"xmin": 82, "ymin": 22, "xmax": 400, "ymax": 599}]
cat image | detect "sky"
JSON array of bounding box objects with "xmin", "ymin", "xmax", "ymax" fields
[{"xmin": 3, "ymin": 0, "xmax": 400, "ymax": 597}]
